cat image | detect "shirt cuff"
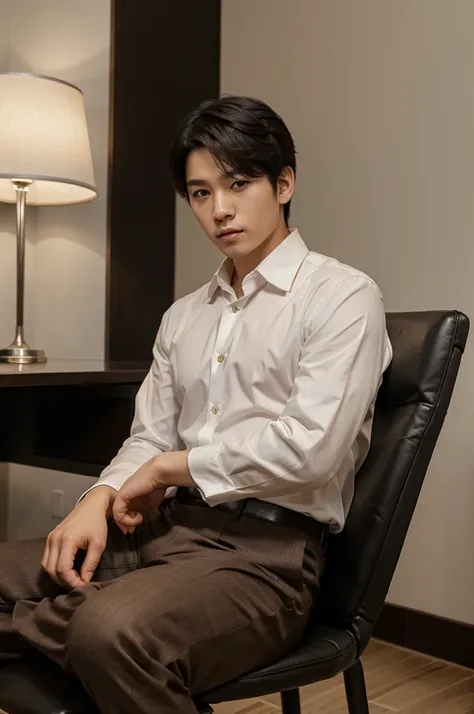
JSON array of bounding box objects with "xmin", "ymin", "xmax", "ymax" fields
[
  {"xmin": 76, "ymin": 475, "xmax": 178, "ymax": 506},
  {"xmin": 187, "ymin": 443, "xmax": 236, "ymax": 505},
  {"xmin": 77, "ymin": 481, "xmax": 178, "ymax": 508},
  {"xmin": 76, "ymin": 478, "xmax": 120, "ymax": 507}
]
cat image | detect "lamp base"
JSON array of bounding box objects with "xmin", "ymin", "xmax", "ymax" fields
[{"xmin": 0, "ymin": 345, "xmax": 47, "ymax": 364}]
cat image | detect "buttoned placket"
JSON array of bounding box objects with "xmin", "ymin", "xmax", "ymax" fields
[{"xmin": 196, "ymin": 273, "xmax": 262, "ymax": 446}]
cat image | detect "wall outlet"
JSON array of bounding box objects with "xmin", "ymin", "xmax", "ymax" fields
[{"xmin": 51, "ymin": 489, "xmax": 65, "ymax": 519}]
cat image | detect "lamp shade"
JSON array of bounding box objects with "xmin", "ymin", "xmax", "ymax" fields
[{"xmin": 0, "ymin": 72, "xmax": 97, "ymax": 205}]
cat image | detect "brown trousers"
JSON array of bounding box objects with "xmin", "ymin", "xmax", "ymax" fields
[{"xmin": 0, "ymin": 497, "xmax": 325, "ymax": 714}]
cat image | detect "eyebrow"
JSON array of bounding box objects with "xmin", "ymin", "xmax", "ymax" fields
[{"xmin": 186, "ymin": 170, "xmax": 241, "ymax": 188}]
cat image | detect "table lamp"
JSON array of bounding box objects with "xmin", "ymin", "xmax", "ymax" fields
[{"xmin": 0, "ymin": 72, "xmax": 97, "ymax": 364}]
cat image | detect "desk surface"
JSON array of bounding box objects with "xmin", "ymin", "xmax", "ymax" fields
[{"xmin": 0, "ymin": 360, "xmax": 149, "ymax": 387}]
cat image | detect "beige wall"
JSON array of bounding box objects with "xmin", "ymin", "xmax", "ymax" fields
[
  {"xmin": 1, "ymin": 1, "xmax": 111, "ymax": 540},
  {"xmin": 0, "ymin": 0, "xmax": 31, "ymax": 350},
  {"xmin": 0, "ymin": 2, "xmax": 11, "ymax": 541},
  {"xmin": 220, "ymin": 0, "xmax": 474, "ymax": 624},
  {"xmin": 7, "ymin": 0, "xmax": 111, "ymax": 359}
]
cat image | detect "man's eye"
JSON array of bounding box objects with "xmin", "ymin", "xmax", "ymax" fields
[
  {"xmin": 193, "ymin": 189, "xmax": 209, "ymax": 198},
  {"xmin": 233, "ymin": 180, "xmax": 248, "ymax": 189}
]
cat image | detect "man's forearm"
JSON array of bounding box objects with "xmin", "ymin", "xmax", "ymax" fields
[
  {"xmin": 153, "ymin": 450, "xmax": 196, "ymax": 489},
  {"xmin": 80, "ymin": 484, "xmax": 118, "ymax": 517}
]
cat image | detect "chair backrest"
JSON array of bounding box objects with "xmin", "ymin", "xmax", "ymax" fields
[{"xmin": 316, "ymin": 310, "xmax": 469, "ymax": 652}]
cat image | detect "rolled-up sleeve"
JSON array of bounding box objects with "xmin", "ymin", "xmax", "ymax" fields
[
  {"xmin": 188, "ymin": 276, "xmax": 390, "ymax": 504},
  {"xmin": 79, "ymin": 306, "xmax": 182, "ymax": 500}
]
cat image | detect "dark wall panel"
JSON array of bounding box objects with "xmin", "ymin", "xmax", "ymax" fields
[{"xmin": 107, "ymin": 0, "xmax": 221, "ymax": 361}]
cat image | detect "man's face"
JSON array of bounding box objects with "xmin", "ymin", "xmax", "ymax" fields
[{"xmin": 185, "ymin": 148, "xmax": 293, "ymax": 261}]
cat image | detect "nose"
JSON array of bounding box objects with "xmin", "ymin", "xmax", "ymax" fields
[{"xmin": 212, "ymin": 191, "xmax": 234, "ymax": 222}]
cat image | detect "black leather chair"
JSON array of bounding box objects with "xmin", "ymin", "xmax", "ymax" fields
[{"xmin": 0, "ymin": 310, "xmax": 469, "ymax": 714}]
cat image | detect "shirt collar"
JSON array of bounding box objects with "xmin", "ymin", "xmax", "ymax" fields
[{"xmin": 207, "ymin": 229, "xmax": 309, "ymax": 301}]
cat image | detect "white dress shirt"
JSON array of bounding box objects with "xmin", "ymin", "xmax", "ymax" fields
[{"xmin": 84, "ymin": 230, "xmax": 392, "ymax": 532}]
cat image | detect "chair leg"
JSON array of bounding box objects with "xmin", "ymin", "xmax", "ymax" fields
[
  {"xmin": 344, "ymin": 660, "xmax": 370, "ymax": 714},
  {"xmin": 280, "ymin": 688, "xmax": 301, "ymax": 714}
]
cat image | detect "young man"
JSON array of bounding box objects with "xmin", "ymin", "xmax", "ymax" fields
[{"xmin": 0, "ymin": 96, "xmax": 392, "ymax": 714}]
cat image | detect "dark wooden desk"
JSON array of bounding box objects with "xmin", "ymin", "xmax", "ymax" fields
[{"xmin": 0, "ymin": 361, "xmax": 149, "ymax": 477}]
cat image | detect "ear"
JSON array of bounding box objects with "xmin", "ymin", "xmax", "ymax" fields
[{"xmin": 277, "ymin": 166, "xmax": 295, "ymax": 207}]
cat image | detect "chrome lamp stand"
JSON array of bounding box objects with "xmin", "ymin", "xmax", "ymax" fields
[{"xmin": 0, "ymin": 180, "xmax": 46, "ymax": 363}]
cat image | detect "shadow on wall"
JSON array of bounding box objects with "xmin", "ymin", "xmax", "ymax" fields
[{"xmin": 1, "ymin": 44, "xmax": 110, "ymax": 359}]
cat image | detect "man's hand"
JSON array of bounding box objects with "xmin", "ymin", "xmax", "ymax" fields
[
  {"xmin": 113, "ymin": 451, "xmax": 194, "ymax": 534},
  {"xmin": 41, "ymin": 485, "xmax": 116, "ymax": 591}
]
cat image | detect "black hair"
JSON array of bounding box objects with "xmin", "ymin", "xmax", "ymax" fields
[{"xmin": 169, "ymin": 95, "xmax": 296, "ymax": 224}]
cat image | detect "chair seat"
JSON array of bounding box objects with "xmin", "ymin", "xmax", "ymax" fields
[
  {"xmin": 203, "ymin": 624, "xmax": 357, "ymax": 703},
  {"xmin": 0, "ymin": 654, "xmax": 97, "ymax": 714},
  {"xmin": 0, "ymin": 625, "xmax": 357, "ymax": 713}
]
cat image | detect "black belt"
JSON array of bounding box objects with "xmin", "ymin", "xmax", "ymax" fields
[{"xmin": 176, "ymin": 488, "xmax": 328, "ymax": 549}]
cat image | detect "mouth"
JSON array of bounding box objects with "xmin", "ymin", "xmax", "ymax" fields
[{"xmin": 217, "ymin": 229, "xmax": 242, "ymax": 243}]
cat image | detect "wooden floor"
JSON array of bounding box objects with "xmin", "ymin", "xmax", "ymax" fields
[
  {"xmin": 212, "ymin": 639, "xmax": 474, "ymax": 714},
  {"xmin": 1, "ymin": 639, "xmax": 473, "ymax": 714}
]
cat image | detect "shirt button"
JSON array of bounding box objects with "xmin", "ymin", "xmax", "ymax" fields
[
  {"xmin": 232, "ymin": 306, "xmax": 239, "ymax": 313},
  {"xmin": 217, "ymin": 354, "xmax": 225, "ymax": 363},
  {"xmin": 211, "ymin": 405, "xmax": 220, "ymax": 415}
]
